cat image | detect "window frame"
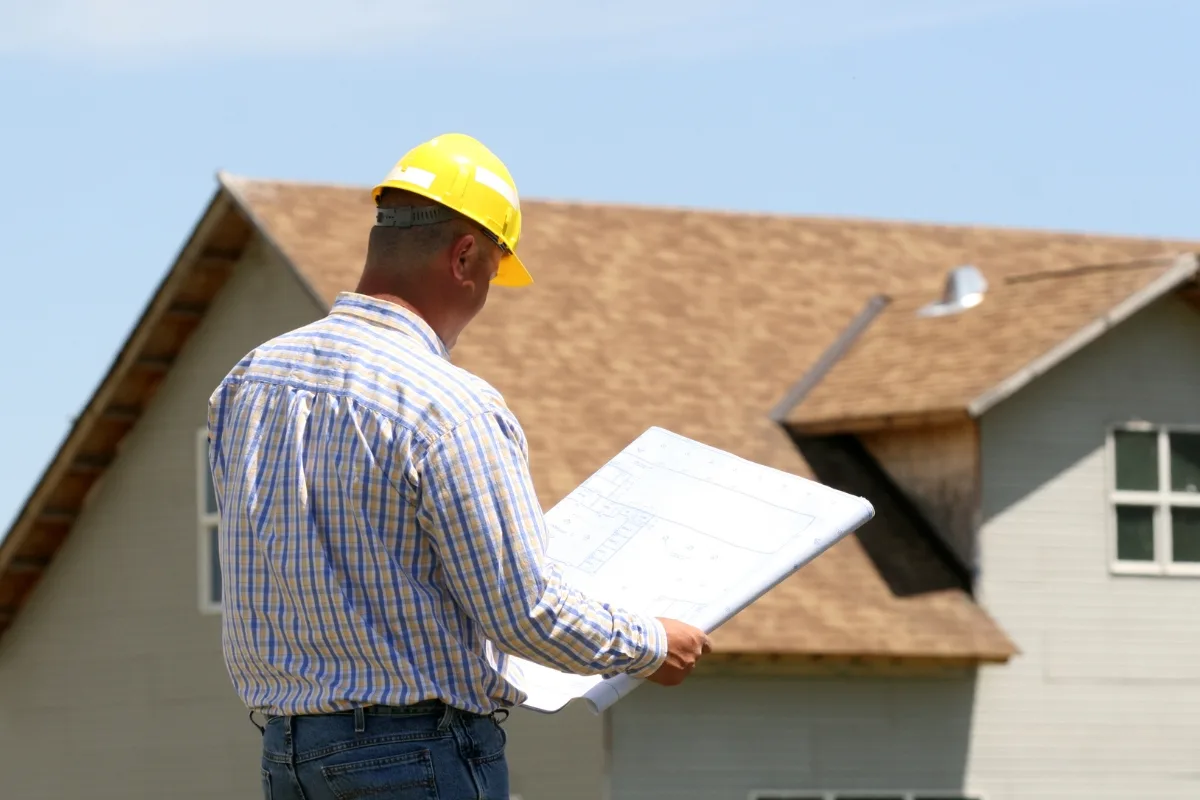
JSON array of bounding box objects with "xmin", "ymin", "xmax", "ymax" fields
[
  {"xmin": 196, "ymin": 427, "xmax": 222, "ymax": 614},
  {"xmin": 747, "ymin": 791, "xmax": 982, "ymax": 800},
  {"xmin": 1107, "ymin": 421, "xmax": 1200, "ymax": 577}
]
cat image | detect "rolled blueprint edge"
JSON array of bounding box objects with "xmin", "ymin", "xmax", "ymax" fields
[{"xmin": 582, "ymin": 674, "xmax": 640, "ymax": 714}]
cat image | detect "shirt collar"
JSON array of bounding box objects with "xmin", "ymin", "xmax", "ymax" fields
[{"xmin": 329, "ymin": 292, "xmax": 451, "ymax": 360}]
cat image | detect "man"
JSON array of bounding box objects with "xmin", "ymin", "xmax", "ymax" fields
[{"xmin": 207, "ymin": 133, "xmax": 711, "ymax": 800}]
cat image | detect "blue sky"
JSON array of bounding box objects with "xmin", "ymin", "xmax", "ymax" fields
[{"xmin": 0, "ymin": 0, "xmax": 1197, "ymax": 530}]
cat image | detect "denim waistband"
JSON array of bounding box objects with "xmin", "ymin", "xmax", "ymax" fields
[
  {"xmin": 251, "ymin": 700, "xmax": 511, "ymax": 735},
  {"xmin": 322, "ymin": 700, "xmax": 448, "ymax": 717}
]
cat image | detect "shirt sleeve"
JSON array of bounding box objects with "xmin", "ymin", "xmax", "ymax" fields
[
  {"xmin": 205, "ymin": 385, "xmax": 229, "ymax": 511},
  {"xmin": 414, "ymin": 410, "xmax": 667, "ymax": 680}
]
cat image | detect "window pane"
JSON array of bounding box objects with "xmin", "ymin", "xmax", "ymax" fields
[
  {"xmin": 203, "ymin": 439, "xmax": 218, "ymax": 515},
  {"xmin": 1116, "ymin": 505, "xmax": 1155, "ymax": 561},
  {"xmin": 1170, "ymin": 432, "xmax": 1200, "ymax": 494},
  {"xmin": 1114, "ymin": 430, "xmax": 1159, "ymax": 491},
  {"xmin": 1171, "ymin": 507, "xmax": 1200, "ymax": 563},
  {"xmin": 208, "ymin": 524, "xmax": 222, "ymax": 605}
]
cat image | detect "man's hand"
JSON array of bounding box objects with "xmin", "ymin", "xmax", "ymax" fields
[{"xmin": 645, "ymin": 618, "xmax": 712, "ymax": 686}]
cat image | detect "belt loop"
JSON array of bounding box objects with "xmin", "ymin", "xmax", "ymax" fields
[
  {"xmin": 437, "ymin": 703, "xmax": 456, "ymax": 732},
  {"xmin": 283, "ymin": 715, "xmax": 298, "ymax": 767},
  {"xmin": 354, "ymin": 706, "xmax": 366, "ymax": 734}
]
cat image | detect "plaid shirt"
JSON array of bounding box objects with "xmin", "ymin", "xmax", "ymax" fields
[{"xmin": 207, "ymin": 292, "xmax": 667, "ymax": 716}]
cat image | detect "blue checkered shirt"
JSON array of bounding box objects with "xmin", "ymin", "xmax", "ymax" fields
[{"xmin": 206, "ymin": 292, "xmax": 667, "ymax": 716}]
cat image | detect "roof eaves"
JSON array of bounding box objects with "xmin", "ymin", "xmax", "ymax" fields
[
  {"xmin": 791, "ymin": 432, "xmax": 976, "ymax": 593},
  {"xmin": 788, "ymin": 408, "xmax": 972, "ymax": 436},
  {"xmin": 787, "ymin": 431, "xmax": 1019, "ymax": 662},
  {"xmin": 967, "ymin": 252, "xmax": 1199, "ymax": 418},
  {"xmin": 0, "ymin": 181, "xmax": 251, "ymax": 641}
]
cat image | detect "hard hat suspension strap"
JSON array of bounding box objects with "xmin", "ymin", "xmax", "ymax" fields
[
  {"xmin": 374, "ymin": 206, "xmax": 459, "ymax": 229},
  {"xmin": 375, "ymin": 205, "xmax": 512, "ymax": 256}
]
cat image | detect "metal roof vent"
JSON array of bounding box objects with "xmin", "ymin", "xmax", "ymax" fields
[{"xmin": 918, "ymin": 264, "xmax": 988, "ymax": 317}]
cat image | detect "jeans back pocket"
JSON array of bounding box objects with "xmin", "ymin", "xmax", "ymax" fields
[{"xmin": 321, "ymin": 749, "xmax": 439, "ymax": 800}]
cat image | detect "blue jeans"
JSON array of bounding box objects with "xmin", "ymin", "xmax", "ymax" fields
[{"xmin": 259, "ymin": 702, "xmax": 510, "ymax": 799}]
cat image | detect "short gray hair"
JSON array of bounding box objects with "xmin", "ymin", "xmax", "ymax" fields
[{"xmin": 367, "ymin": 189, "xmax": 482, "ymax": 275}]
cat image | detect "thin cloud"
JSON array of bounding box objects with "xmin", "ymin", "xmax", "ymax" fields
[{"xmin": 1, "ymin": 1, "xmax": 1087, "ymax": 65}]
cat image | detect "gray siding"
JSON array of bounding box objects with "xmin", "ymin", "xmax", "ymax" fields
[
  {"xmin": 506, "ymin": 704, "xmax": 604, "ymax": 800},
  {"xmin": 971, "ymin": 295, "xmax": 1200, "ymax": 799},
  {"xmin": 0, "ymin": 239, "xmax": 323, "ymax": 799},
  {"xmin": 609, "ymin": 674, "xmax": 977, "ymax": 800},
  {"xmin": 0, "ymin": 241, "xmax": 603, "ymax": 799}
]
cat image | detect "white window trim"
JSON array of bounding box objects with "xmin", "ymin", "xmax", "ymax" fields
[
  {"xmin": 197, "ymin": 427, "xmax": 222, "ymax": 614},
  {"xmin": 1107, "ymin": 422, "xmax": 1200, "ymax": 577},
  {"xmin": 748, "ymin": 791, "xmax": 982, "ymax": 800}
]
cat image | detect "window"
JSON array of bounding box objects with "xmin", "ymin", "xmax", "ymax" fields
[
  {"xmin": 197, "ymin": 428, "xmax": 222, "ymax": 613},
  {"xmin": 749, "ymin": 792, "xmax": 979, "ymax": 800},
  {"xmin": 1109, "ymin": 424, "xmax": 1200, "ymax": 575}
]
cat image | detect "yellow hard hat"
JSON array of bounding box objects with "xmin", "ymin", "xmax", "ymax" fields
[{"xmin": 372, "ymin": 133, "xmax": 532, "ymax": 288}]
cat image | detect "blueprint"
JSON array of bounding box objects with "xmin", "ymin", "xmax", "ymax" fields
[{"xmin": 498, "ymin": 426, "xmax": 875, "ymax": 714}]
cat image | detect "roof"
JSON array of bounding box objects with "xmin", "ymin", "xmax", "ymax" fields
[
  {"xmin": 5, "ymin": 172, "xmax": 1195, "ymax": 662},
  {"xmin": 715, "ymin": 433, "xmax": 1012, "ymax": 661},
  {"xmin": 784, "ymin": 253, "xmax": 1200, "ymax": 434}
]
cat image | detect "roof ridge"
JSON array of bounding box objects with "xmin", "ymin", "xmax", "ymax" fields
[
  {"xmin": 219, "ymin": 175, "xmax": 1200, "ymax": 243},
  {"xmin": 219, "ymin": 172, "xmax": 373, "ymax": 194},
  {"xmin": 869, "ymin": 251, "xmax": 1194, "ymax": 307},
  {"xmin": 1002, "ymin": 252, "xmax": 1193, "ymax": 285}
]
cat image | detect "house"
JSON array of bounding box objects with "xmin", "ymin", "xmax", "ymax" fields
[{"xmin": 0, "ymin": 171, "xmax": 1197, "ymax": 800}]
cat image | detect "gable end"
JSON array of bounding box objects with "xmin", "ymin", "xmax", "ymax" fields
[{"xmin": 0, "ymin": 187, "xmax": 254, "ymax": 642}]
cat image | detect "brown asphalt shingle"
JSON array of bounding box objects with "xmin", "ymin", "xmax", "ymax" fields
[
  {"xmin": 225, "ymin": 176, "xmax": 1199, "ymax": 661},
  {"xmin": 786, "ymin": 256, "xmax": 1198, "ymax": 432}
]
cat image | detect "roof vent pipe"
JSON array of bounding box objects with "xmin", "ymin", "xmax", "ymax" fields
[{"xmin": 918, "ymin": 264, "xmax": 988, "ymax": 317}]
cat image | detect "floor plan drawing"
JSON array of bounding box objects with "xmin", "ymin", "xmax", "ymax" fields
[{"xmin": 503, "ymin": 426, "xmax": 875, "ymax": 714}]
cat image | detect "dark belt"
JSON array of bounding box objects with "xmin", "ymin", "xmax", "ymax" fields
[
  {"xmin": 323, "ymin": 700, "xmax": 449, "ymax": 717},
  {"xmin": 249, "ymin": 699, "xmax": 508, "ymax": 733}
]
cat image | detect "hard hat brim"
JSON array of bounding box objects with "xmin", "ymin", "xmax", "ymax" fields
[{"xmin": 493, "ymin": 252, "xmax": 533, "ymax": 288}]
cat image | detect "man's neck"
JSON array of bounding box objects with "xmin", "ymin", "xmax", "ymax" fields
[
  {"xmin": 358, "ymin": 290, "xmax": 424, "ymax": 319},
  {"xmin": 353, "ymin": 286, "xmax": 457, "ymax": 351}
]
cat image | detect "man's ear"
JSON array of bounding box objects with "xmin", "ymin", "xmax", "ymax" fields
[{"xmin": 448, "ymin": 233, "xmax": 476, "ymax": 284}]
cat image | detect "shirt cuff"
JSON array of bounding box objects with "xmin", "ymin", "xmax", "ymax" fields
[{"xmin": 623, "ymin": 614, "xmax": 669, "ymax": 679}]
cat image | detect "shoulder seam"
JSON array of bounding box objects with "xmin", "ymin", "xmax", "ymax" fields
[{"xmin": 410, "ymin": 406, "xmax": 522, "ymax": 477}]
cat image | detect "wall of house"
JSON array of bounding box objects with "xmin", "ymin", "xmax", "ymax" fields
[
  {"xmin": 970, "ymin": 294, "xmax": 1200, "ymax": 800},
  {"xmin": 609, "ymin": 673, "xmax": 978, "ymax": 800},
  {"xmin": 861, "ymin": 420, "xmax": 980, "ymax": 574},
  {"xmin": 507, "ymin": 704, "xmax": 605, "ymax": 800},
  {"xmin": 0, "ymin": 237, "xmax": 322, "ymax": 799},
  {"xmin": 0, "ymin": 237, "xmax": 604, "ymax": 800}
]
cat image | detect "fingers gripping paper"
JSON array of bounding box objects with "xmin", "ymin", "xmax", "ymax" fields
[{"xmin": 495, "ymin": 427, "xmax": 875, "ymax": 714}]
